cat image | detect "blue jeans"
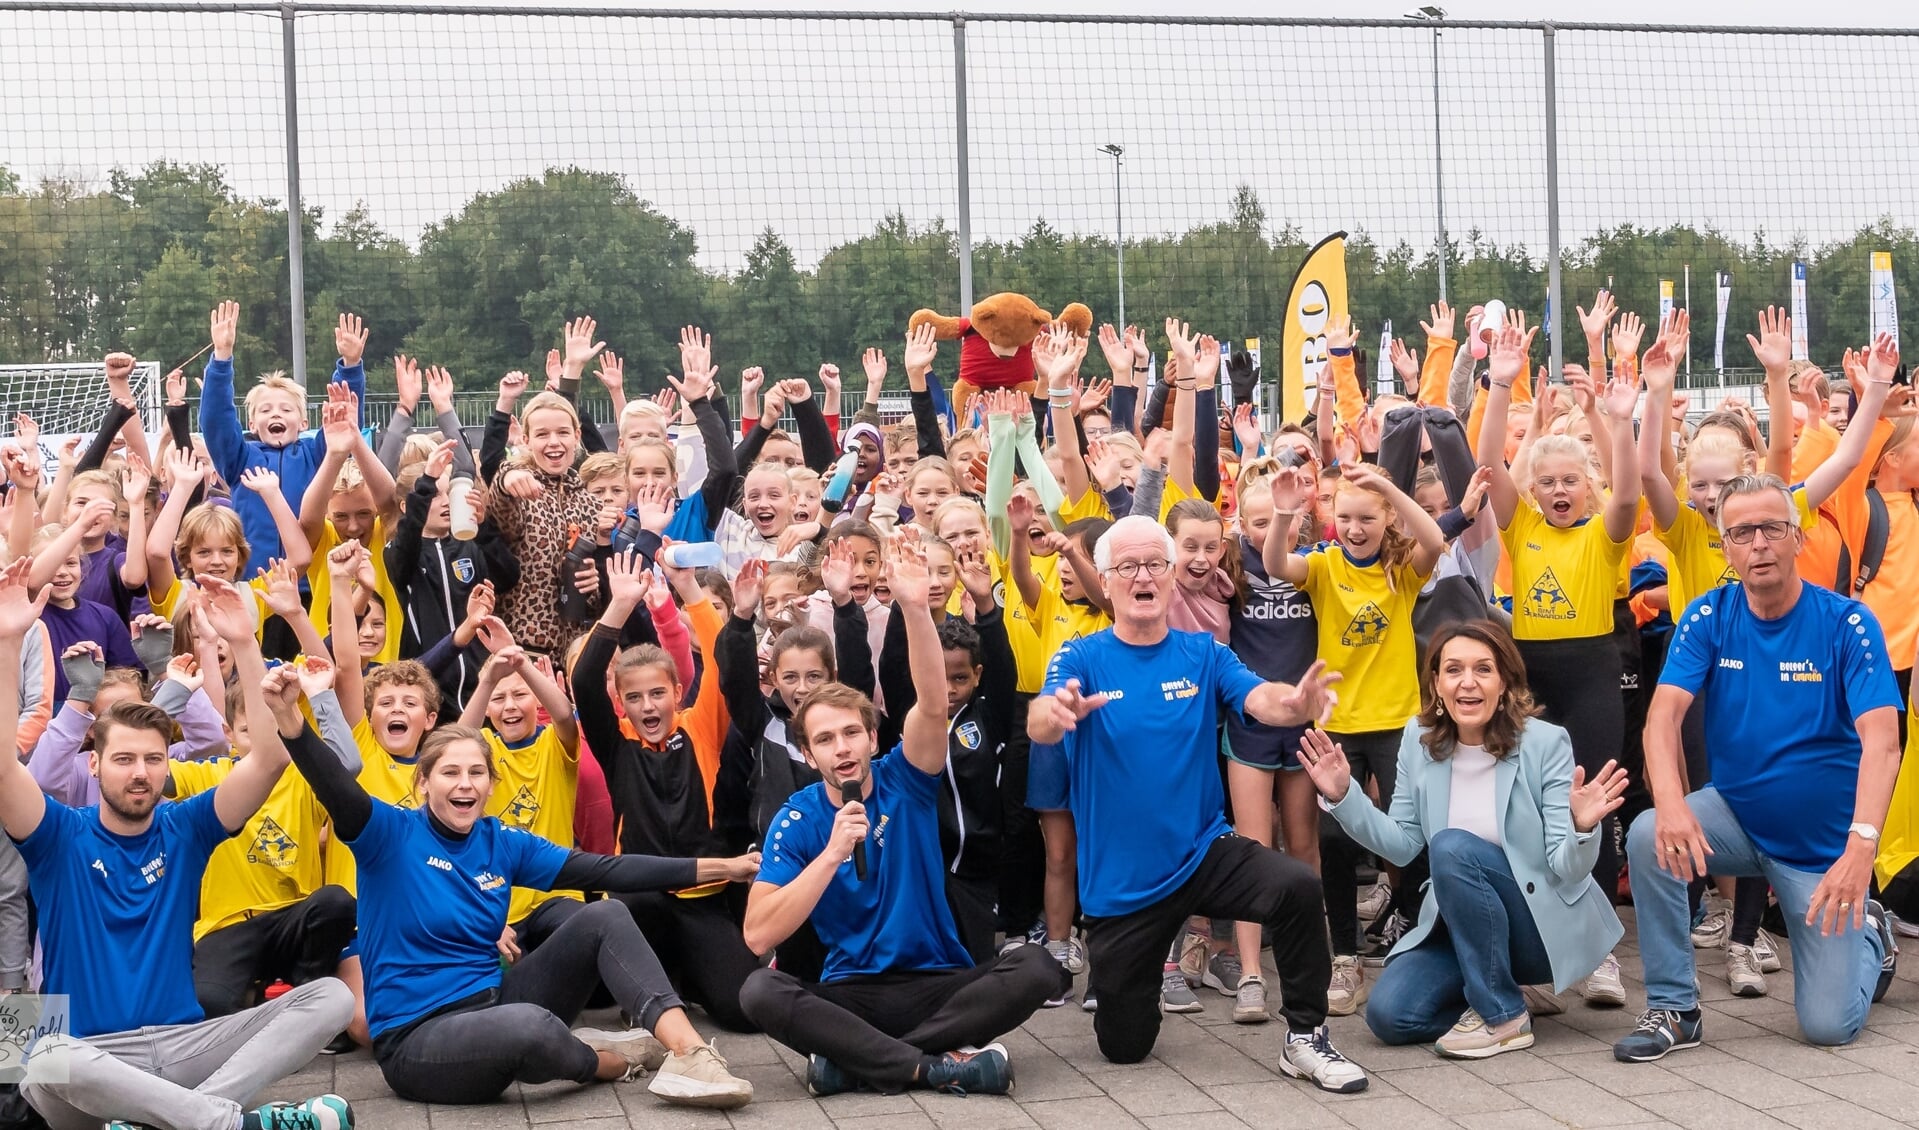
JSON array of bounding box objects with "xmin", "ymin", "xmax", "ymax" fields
[
  {"xmin": 1366, "ymin": 828, "xmax": 1555, "ymax": 1044},
  {"xmin": 1626, "ymin": 788, "xmax": 1884, "ymax": 1046}
]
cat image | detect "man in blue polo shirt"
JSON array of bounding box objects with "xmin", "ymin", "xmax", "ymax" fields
[
  {"xmin": 1027, "ymin": 515, "xmax": 1366, "ymax": 1093},
  {"xmin": 0, "ymin": 566, "xmax": 353, "ymax": 1130},
  {"xmin": 1618, "ymin": 474, "xmax": 1903, "ymax": 1063},
  {"xmin": 738, "ymin": 548, "xmax": 1065, "ymax": 1098}
]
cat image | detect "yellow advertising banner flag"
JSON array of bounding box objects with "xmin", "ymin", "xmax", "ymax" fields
[{"xmin": 1282, "ymin": 232, "xmax": 1348, "ymax": 425}]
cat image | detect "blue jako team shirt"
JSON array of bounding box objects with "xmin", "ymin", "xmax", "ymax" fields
[
  {"xmin": 1660, "ymin": 582, "xmax": 1902, "ymax": 871},
  {"xmin": 15, "ymin": 791, "xmax": 232, "ymax": 1038},
  {"xmin": 759, "ymin": 747, "xmax": 972, "ymax": 982},
  {"xmin": 348, "ymin": 802, "xmax": 570, "ymax": 1038},
  {"xmin": 1042, "ymin": 627, "xmax": 1266, "ymax": 918}
]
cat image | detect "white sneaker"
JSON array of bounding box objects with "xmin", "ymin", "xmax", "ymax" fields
[
  {"xmin": 1327, "ymin": 955, "xmax": 1367, "ymax": 1017},
  {"xmin": 1751, "ymin": 928, "xmax": 1783, "ymax": 973},
  {"xmin": 1726, "ymin": 942, "xmax": 1768, "ymax": 997},
  {"xmin": 1356, "ymin": 877, "xmax": 1391, "ymax": 925},
  {"xmin": 648, "ymin": 1042, "xmax": 754, "ymax": 1109},
  {"xmin": 1279, "ymin": 1024, "xmax": 1369, "ymax": 1093},
  {"xmin": 1691, "ymin": 895, "xmax": 1732, "ymax": 949},
  {"xmin": 1045, "ymin": 935, "xmax": 1087, "ymax": 975},
  {"xmin": 575, "ymin": 1027, "xmax": 667, "ymax": 1077},
  {"xmin": 1581, "ymin": 953, "xmax": 1626, "ymax": 1008},
  {"xmin": 1893, "ymin": 914, "xmax": 1919, "ymax": 939},
  {"xmin": 1434, "ymin": 1009, "xmax": 1535, "ymax": 1059}
]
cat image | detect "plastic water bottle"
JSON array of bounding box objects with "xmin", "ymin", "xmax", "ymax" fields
[
  {"xmin": 659, "ymin": 542, "xmax": 724, "ymax": 571},
  {"xmin": 1471, "ymin": 298, "xmax": 1507, "ymax": 361},
  {"xmin": 448, "ymin": 473, "xmax": 478, "ymax": 541},
  {"xmin": 820, "ymin": 450, "xmax": 859, "ymax": 514}
]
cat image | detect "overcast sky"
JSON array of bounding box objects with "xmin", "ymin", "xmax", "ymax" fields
[{"xmin": 5, "ymin": 0, "xmax": 1918, "ymax": 274}]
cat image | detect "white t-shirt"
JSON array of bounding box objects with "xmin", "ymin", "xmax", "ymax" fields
[{"xmin": 1446, "ymin": 743, "xmax": 1502, "ymax": 846}]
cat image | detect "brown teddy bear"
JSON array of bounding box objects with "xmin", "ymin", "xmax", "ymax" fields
[{"xmin": 909, "ymin": 293, "xmax": 1093, "ymax": 426}]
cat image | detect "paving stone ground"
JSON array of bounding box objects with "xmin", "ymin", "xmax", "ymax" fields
[{"xmin": 259, "ymin": 908, "xmax": 1919, "ymax": 1129}]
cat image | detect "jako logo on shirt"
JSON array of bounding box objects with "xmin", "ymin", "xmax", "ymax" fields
[
  {"xmin": 426, "ymin": 856, "xmax": 454, "ymax": 872},
  {"xmin": 1718, "ymin": 658, "xmax": 1744, "ymax": 670}
]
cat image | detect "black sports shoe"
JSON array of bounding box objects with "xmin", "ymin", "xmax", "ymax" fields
[
  {"xmin": 1870, "ymin": 899, "xmax": 1900, "ymax": 1004},
  {"xmin": 923, "ymin": 1043, "xmax": 1013, "ymax": 1096},
  {"xmin": 1612, "ymin": 1008, "xmax": 1702, "ymax": 1063},
  {"xmin": 806, "ymin": 1054, "xmax": 860, "ymax": 1097}
]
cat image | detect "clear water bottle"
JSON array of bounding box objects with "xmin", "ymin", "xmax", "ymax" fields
[
  {"xmin": 448, "ymin": 473, "xmax": 478, "ymax": 541},
  {"xmin": 659, "ymin": 542, "xmax": 724, "ymax": 570},
  {"xmin": 1471, "ymin": 298, "xmax": 1506, "ymax": 360}
]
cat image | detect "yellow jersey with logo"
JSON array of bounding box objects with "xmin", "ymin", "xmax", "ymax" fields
[
  {"xmin": 1657, "ymin": 505, "xmax": 1742, "ymax": 615},
  {"xmin": 1302, "ymin": 546, "xmax": 1424, "ymax": 733},
  {"xmin": 484, "ymin": 725, "xmax": 582, "ymax": 925},
  {"xmin": 326, "ymin": 719, "xmax": 421, "ymax": 895},
  {"xmin": 150, "ymin": 576, "xmax": 272, "ymax": 640},
  {"xmin": 171, "ymin": 755, "xmax": 328, "ymax": 943},
  {"xmin": 1502, "ymin": 505, "xmax": 1630, "ymax": 641},
  {"xmin": 1003, "ymin": 489, "xmax": 1115, "ymax": 692}
]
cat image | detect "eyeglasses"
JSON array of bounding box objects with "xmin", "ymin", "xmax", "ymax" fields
[
  {"xmin": 1108, "ymin": 559, "xmax": 1171, "ymax": 579},
  {"xmin": 1533, "ymin": 475, "xmax": 1584, "ymax": 494},
  {"xmin": 1723, "ymin": 520, "xmax": 1794, "ymax": 545}
]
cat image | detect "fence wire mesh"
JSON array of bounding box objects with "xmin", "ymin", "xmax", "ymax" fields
[{"xmin": 4, "ymin": 6, "xmax": 1919, "ymax": 405}]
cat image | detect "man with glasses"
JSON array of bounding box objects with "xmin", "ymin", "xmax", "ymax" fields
[
  {"xmin": 1026, "ymin": 515, "xmax": 1369, "ymax": 1093},
  {"xmin": 1616, "ymin": 473, "xmax": 1902, "ymax": 1062}
]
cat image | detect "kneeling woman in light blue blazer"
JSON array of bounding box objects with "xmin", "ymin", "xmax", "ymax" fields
[{"xmin": 1300, "ymin": 620, "xmax": 1628, "ymax": 1059}]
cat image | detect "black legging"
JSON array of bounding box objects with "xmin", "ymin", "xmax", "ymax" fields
[
  {"xmin": 1320, "ymin": 728, "xmax": 1406, "ymax": 956},
  {"xmin": 373, "ymin": 899, "xmax": 684, "ymax": 1104},
  {"xmin": 1516, "ymin": 633, "xmax": 1623, "ymax": 899},
  {"xmin": 617, "ymin": 890, "xmax": 764, "ymax": 1032}
]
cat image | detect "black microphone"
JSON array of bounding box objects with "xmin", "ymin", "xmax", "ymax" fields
[{"xmin": 839, "ymin": 780, "xmax": 868, "ymax": 881}]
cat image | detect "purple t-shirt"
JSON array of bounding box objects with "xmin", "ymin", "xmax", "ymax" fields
[
  {"xmin": 79, "ymin": 534, "xmax": 149, "ymax": 620},
  {"xmin": 40, "ymin": 600, "xmax": 141, "ymax": 706}
]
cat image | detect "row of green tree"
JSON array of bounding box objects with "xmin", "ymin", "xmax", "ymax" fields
[{"xmin": 3, "ymin": 161, "xmax": 1914, "ymax": 396}]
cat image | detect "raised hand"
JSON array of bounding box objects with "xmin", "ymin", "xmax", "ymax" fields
[
  {"xmin": 1191, "ymin": 333, "xmax": 1221, "ymax": 387},
  {"xmin": 775, "ymin": 377, "xmax": 812, "ymax": 409},
  {"xmin": 677, "ymin": 325, "xmax": 714, "ymax": 384},
  {"xmin": 1165, "ymin": 317, "xmax": 1199, "ymax": 375},
  {"xmin": 237, "ymin": 467, "xmax": 283, "ymax": 499},
  {"xmin": 1599, "ymin": 374, "xmax": 1640, "ymax": 421},
  {"xmin": 885, "ymin": 538, "xmax": 931, "ymax": 608},
  {"xmin": 1389, "ymin": 339, "xmax": 1420, "ymax": 386},
  {"xmin": 1097, "ymin": 323, "xmax": 1134, "ymax": 379},
  {"xmin": 425, "ymin": 365, "xmax": 455, "ymax": 414},
  {"xmin": 904, "ymin": 322, "xmax": 939, "ymax": 380},
  {"xmin": 1642, "ymin": 311, "xmax": 1688, "ymax": 386},
  {"xmin": 497, "ymin": 370, "xmax": 529, "ymax": 413},
  {"xmin": 1487, "ymin": 322, "xmax": 1534, "ymax": 385},
  {"xmin": 464, "ymin": 579, "xmax": 495, "ymax": 627},
  {"xmin": 197, "ymin": 576, "xmax": 255, "ymax": 643},
  {"xmin": 210, "ymin": 301, "xmax": 239, "ymax": 361},
  {"xmin": 1297, "ymin": 727, "xmax": 1354, "ymax": 802},
  {"xmin": 593, "ymin": 351, "xmax": 624, "ymax": 398},
  {"xmin": 818, "ymin": 362, "xmax": 843, "ymax": 407},
  {"xmin": 475, "ymin": 614, "xmax": 514, "ymax": 655},
  {"xmin": 258, "ymin": 557, "xmax": 304, "ymax": 617},
  {"xmin": 1033, "ymin": 677, "xmax": 1110, "ymax": 736},
  {"xmin": 563, "ymin": 316, "xmax": 606, "ymax": 377},
  {"xmin": 1569, "ymin": 759, "xmax": 1629, "ymax": 833},
  {"xmin": 498, "ymin": 466, "xmax": 542, "ymax": 501},
  {"xmin": 1866, "ymin": 331, "xmax": 1901, "ymax": 385},
  {"xmin": 1459, "ymin": 465, "xmax": 1495, "ymax": 519},
  {"xmin": 1746, "ymin": 306, "xmax": 1793, "ymax": 373},
  {"xmin": 545, "ymin": 350, "xmax": 563, "ymax": 390},
  {"xmin": 327, "ymin": 380, "xmax": 360, "ymax": 432},
  {"xmin": 326, "ymin": 538, "xmax": 366, "ymax": 581},
  {"xmin": 1561, "ymin": 364, "xmax": 1597, "ymax": 413},
  {"xmin": 861, "ymin": 347, "xmax": 887, "ymax": 389},
  {"xmin": 820, "ymin": 537, "xmax": 857, "ymax": 605},
  {"xmin": 394, "ymin": 354, "xmax": 423, "ymax": 412},
  {"xmin": 1006, "ymin": 489, "xmax": 1035, "ymax": 538},
  {"xmin": 295, "ymin": 652, "xmax": 338, "ymax": 699},
  {"xmin": 740, "ymin": 365, "xmax": 765, "ymax": 406},
  {"xmin": 631, "ymin": 482, "xmax": 676, "ymax": 534},
  {"xmin": 165, "ymin": 367, "xmax": 188, "ymax": 407},
  {"xmin": 604, "ymin": 548, "xmax": 649, "ymax": 611},
  {"xmin": 260, "ymin": 663, "xmax": 304, "ymax": 720},
  {"xmin": 1577, "ymin": 290, "xmax": 1617, "ymax": 349},
  {"xmin": 165, "ymin": 653, "xmax": 205, "ymax": 694},
  {"xmin": 335, "ymin": 312, "xmax": 368, "ymax": 368},
  {"xmin": 318, "ymin": 398, "xmax": 356, "ymax": 455},
  {"xmin": 422, "ymin": 438, "xmax": 458, "ymax": 481},
  {"xmin": 1421, "ymin": 300, "xmax": 1456, "ymax": 341},
  {"xmin": 103, "ymin": 352, "xmax": 136, "ymax": 396},
  {"xmin": 1324, "ymin": 314, "xmax": 1358, "ymax": 353},
  {"xmin": 123, "ymin": 455, "xmax": 152, "ymax": 504},
  {"xmin": 1611, "ymin": 310, "xmax": 1645, "ymax": 361},
  {"xmin": 1080, "ymin": 377, "xmax": 1112, "ymax": 415}
]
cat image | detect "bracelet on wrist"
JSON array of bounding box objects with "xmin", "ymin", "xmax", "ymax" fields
[
  {"xmin": 1328, "ymin": 346, "xmax": 1354, "ymax": 357},
  {"xmin": 1133, "ymin": 365, "xmax": 1150, "ymax": 373},
  {"xmin": 1491, "ymin": 381, "xmax": 1513, "ymax": 390}
]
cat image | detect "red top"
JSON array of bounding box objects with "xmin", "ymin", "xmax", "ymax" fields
[{"xmin": 958, "ymin": 318, "xmax": 1038, "ymax": 389}]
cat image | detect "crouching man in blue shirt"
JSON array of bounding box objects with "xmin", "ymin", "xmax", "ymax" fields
[
  {"xmin": 0, "ymin": 565, "xmax": 354, "ymax": 1130},
  {"xmin": 739, "ymin": 543, "xmax": 1068, "ymax": 1097},
  {"xmin": 1617, "ymin": 474, "xmax": 1903, "ymax": 1063},
  {"xmin": 1027, "ymin": 515, "xmax": 1368, "ymax": 1094}
]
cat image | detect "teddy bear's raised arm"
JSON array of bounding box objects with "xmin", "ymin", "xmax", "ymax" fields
[{"xmin": 908, "ymin": 309, "xmax": 966, "ymax": 341}]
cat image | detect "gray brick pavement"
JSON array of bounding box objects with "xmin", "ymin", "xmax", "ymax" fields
[{"xmin": 250, "ymin": 909, "xmax": 1919, "ymax": 1129}]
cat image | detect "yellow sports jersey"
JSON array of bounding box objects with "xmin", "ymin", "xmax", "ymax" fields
[
  {"xmin": 150, "ymin": 576, "xmax": 271, "ymax": 639},
  {"xmin": 1029, "ymin": 584, "xmax": 1112, "ymax": 678},
  {"xmin": 1302, "ymin": 547, "xmax": 1424, "ymax": 733},
  {"xmin": 170, "ymin": 756, "xmax": 328, "ymax": 943},
  {"xmin": 1878, "ymin": 681, "xmax": 1919, "ymax": 890},
  {"xmin": 1502, "ymin": 505, "xmax": 1631, "ymax": 641},
  {"xmin": 326, "ymin": 719, "xmax": 421, "ymax": 895},
  {"xmin": 309, "ymin": 519, "xmax": 402, "ymax": 664},
  {"xmin": 1058, "ymin": 488, "xmax": 1114, "ymax": 525},
  {"xmin": 1658, "ymin": 489, "xmax": 1818, "ymax": 613},
  {"xmin": 485, "ymin": 725, "xmax": 582, "ymax": 925},
  {"xmin": 1158, "ymin": 478, "xmax": 1195, "ymax": 524}
]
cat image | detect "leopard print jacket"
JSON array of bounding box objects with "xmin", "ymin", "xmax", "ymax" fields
[{"xmin": 490, "ymin": 463, "xmax": 605, "ymax": 655}]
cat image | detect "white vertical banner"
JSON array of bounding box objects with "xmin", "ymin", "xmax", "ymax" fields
[
  {"xmin": 1714, "ymin": 271, "xmax": 1732, "ymax": 370},
  {"xmin": 1216, "ymin": 337, "xmax": 1232, "ymax": 410},
  {"xmin": 1659, "ymin": 279, "xmax": 1674, "ymax": 326},
  {"xmin": 1871, "ymin": 251, "xmax": 1899, "ymax": 343},
  {"xmin": 1377, "ymin": 320, "xmax": 1394, "ymax": 398},
  {"xmin": 1791, "ymin": 260, "xmax": 1811, "ymax": 360},
  {"xmin": 1245, "ymin": 338, "xmax": 1266, "ymax": 431}
]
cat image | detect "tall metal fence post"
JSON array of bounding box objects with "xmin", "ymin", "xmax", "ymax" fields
[
  {"xmin": 953, "ymin": 16, "xmax": 973, "ymax": 311},
  {"xmin": 1542, "ymin": 22, "xmax": 1562, "ymax": 379},
  {"xmin": 281, "ymin": 1, "xmax": 307, "ymax": 388}
]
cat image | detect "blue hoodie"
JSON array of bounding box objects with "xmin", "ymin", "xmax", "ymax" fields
[{"xmin": 200, "ymin": 354, "xmax": 365, "ymax": 577}]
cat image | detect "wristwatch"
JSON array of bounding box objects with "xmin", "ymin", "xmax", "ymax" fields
[{"xmin": 1850, "ymin": 822, "xmax": 1881, "ymax": 843}]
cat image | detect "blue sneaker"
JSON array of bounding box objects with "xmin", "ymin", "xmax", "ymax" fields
[
  {"xmin": 923, "ymin": 1042, "xmax": 1013, "ymax": 1096},
  {"xmin": 806, "ymin": 1054, "xmax": 861, "ymax": 1097},
  {"xmin": 1612, "ymin": 1009, "xmax": 1703, "ymax": 1063},
  {"xmin": 1870, "ymin": 899, "xmax": 1900, "ymax": 1003}
]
